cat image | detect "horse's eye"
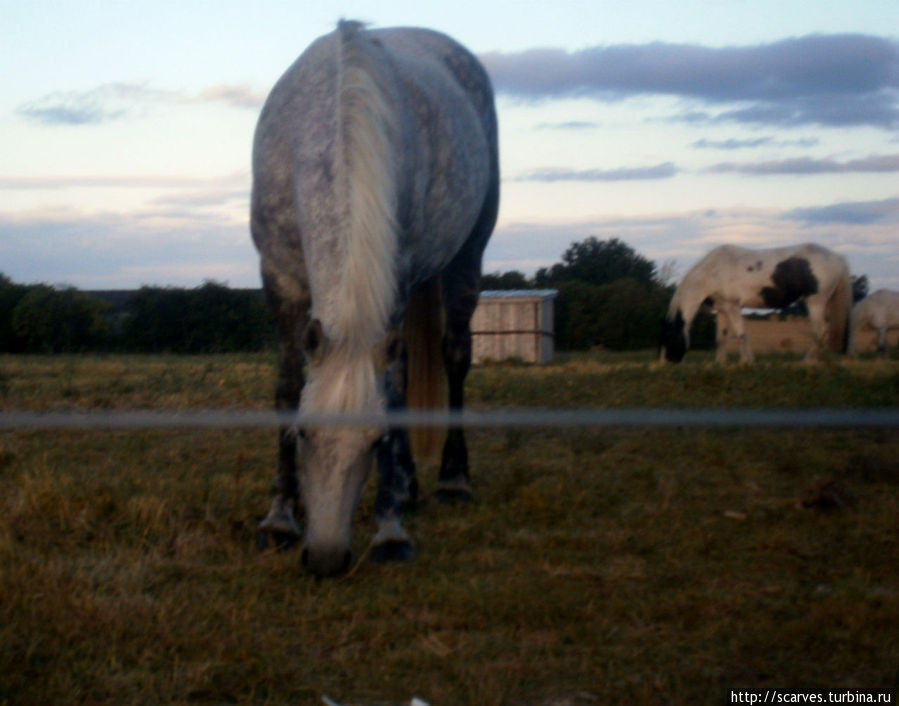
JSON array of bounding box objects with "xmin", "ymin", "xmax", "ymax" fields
[
  {"xmin": 372, "ymin": 433, "xmax": 389, "ymax": 451},
  {"xmin": 297, "ymin": 428, "xmax": 308, "ymax": 441}
]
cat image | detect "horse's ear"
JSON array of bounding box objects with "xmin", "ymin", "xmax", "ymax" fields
[{"xmin": 303, "ymin": 318, "xmax": 328, "ymax": 363}]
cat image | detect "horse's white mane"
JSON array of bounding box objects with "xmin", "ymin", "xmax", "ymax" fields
[
  {"xmin": 298, "ymin": 22, "xmax": 400, "ymax": 415},
  {"xmin": 301, "ymin": 347, "xmax": 382, "ymax": 414},
  {"xmin": 330, "ymin": 20, "xmax": 398, "ymax": 349}
]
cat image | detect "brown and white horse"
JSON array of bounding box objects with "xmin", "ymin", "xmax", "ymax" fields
[{"xmin": 660, "ymin": 243, "xmax": 851, "ymax": 364}]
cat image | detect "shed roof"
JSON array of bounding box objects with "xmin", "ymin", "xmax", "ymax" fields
[{"xmin": 479, "ymin": 289, "xmax": 558, "ymax": 300}]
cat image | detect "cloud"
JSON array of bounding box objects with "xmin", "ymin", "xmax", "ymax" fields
[
  {"xmin": 4, "ymin": 198, "xmax": 898, "ymax": 291},
  {"xmin": 150, "ymin": 188, "xmax": 248, "ymax": 211},
  {"xmin": 0, "ymin": 173, "xmax": 249, "ymax": 191},
  {"xmin": 535, "ymin": 120, "xmax": 599, "ymax": 130},
  {"xmin": 17, "ymin": 84, "xmax": 143, "ymax": 125},
  {"xmin": 0, "ymin": 208, "xmax": 258, "ymax": 289},
  {"xmin": 17, "ymin": 82, "xmax": 264, "ymax": 126},
  {"xmin": 196, "ymin": 84, "xmax": 266, "ymax": 109},
  {"xmin": 702, "ymin": 92, "xmax": 899, "ymax": 129},
  {"xmin": 784, "ymin": 197, "xmax": 899, "ymax": 226},
  {"xmin": 691, "ymin": 137, "xmax": 820, "ymax": 150},
  {"xmin": 515, "ymin": 162, "xmax": 678, "ymax": 182},
  {"xmin": 693, "ymin": 137, "xmax": 776, "ymax": 150},
  {"xmin": 707, "ymin": 153, "xmax": 899, "ymax": 175},
  {"xmin": 481, "ymin": 34, "xmax": 899, "ymax": 129}
]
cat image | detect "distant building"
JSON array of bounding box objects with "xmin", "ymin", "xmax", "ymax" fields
[{"xmin": 472, "ymin": 290, "xmax": 558, "ymax": 364}]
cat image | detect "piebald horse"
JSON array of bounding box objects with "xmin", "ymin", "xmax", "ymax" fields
[
  {"xmin": 251, "ymin": 22, "xmax": 499, "ymax": 576},
  {"xmin": 848, "ymin": 289, "xmax": 899, "ymax": 357},
  {"xmin": 660, "ymin": 243, "xmax": 851, "ymax": 364}
]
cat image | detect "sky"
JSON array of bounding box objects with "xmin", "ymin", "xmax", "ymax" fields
[{"xmin": 2, "ymin": 0, "xmax": 898, "ymax": 292}]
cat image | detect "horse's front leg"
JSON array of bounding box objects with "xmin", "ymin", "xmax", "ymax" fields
[
  {"xmin": 714, "ymin": 311, "xmax": 730, "ymax": 364},
  {"xmin": 258, "ymin": 274, "xmax": 307, "ymax": 548},
  {"xmin": 371, "ymin": 348, "xmax": 417, "ymax": 563},
  {"xmin": 804, "ymin": 301, "xmax": 827, "ymax": 364},
  {"xmin": 721, "ymin": 305, "xmax": 753, "ymax": 364}
]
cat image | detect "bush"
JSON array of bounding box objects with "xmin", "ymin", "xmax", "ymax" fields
[
  {"xmin": 11, "ymin": 285, "xmax": 111, "ymax": 353},
  {"xmin": 555, "ymin": 278, "xmax": 672, "ymax": 351},
  {"xmin": 120, "ymin": 282, "xmax": 272, "ymax": 353},
  {"xmin": 0, "ymin": 274, "xmax": 29, "ymax": 352},
  {"xmin": 535, "ymin": 237, "xmax": 656, "ymax": 288}
]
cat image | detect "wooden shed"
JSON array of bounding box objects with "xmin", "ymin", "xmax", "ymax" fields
[{"xmin": 471, "ymin": 290, "xmax": 558, "ymax": 364}]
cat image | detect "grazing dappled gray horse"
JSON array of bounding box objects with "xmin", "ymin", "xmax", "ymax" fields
[
  {"xmin": 250, "ymin": 21, "xmax": 499, "ymax": 576},
  {"xmin": 660, "ymin": 243, "xmax": 851, "ymax": 364}
]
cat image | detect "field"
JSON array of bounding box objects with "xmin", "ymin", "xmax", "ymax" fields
[{"xmin": 1, "ymin": 351, "xmax": 898, "ymax": 705}]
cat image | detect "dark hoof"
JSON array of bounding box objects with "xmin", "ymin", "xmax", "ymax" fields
[
  {"xmin": 370, "ymin": 540, "xmax": 415, "ymax": 564},
  {"xmin": 257, "ymin": 529, "xmax": 300, "ymax": 552},
  {"xmin": 397, "ymin": 497, "xmax": 418, "ymax": 514},
  {"xmin": 435, "ymin": 487, "xmax": 473, "ymax": 505}
]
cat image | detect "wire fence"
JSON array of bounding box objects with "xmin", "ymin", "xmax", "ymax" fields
[{"xmin": 2, "ymin": 407, "xmax": 898, "ymax": 431}]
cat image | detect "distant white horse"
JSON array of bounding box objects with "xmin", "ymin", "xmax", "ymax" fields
[
  {"xmin": 848, "ymin": 289, "xmax": 899, "ymax": 357},
  {"xmin": 660, "ymin": 243, "xmax": 851, "ymax": 364}
]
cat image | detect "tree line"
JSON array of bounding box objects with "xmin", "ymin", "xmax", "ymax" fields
[
  {"xmin": 0, "ymin": 275, "xmax": 273, "ymax": 354},
  {"xmin": 19, "ymin": 234, "xmax": 862, "ymax": 354}
]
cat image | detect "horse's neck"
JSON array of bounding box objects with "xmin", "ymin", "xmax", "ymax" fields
[{"xmin": 672, "ymin": 273, "xmax": 709, "ymax": 325}]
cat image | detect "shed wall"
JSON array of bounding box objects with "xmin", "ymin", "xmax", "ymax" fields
[{"xmin": 471, "ymin": 293, "xmax": 556, "ymax": 364}]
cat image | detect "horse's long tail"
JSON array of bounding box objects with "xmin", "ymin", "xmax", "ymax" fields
[
  {"xmin": 405, "ymin": 277, "xmax": 447, "ymax": 460},
  {"xmin": 827, "ymin": 259, "xmax": 852, "ymax": 353}
]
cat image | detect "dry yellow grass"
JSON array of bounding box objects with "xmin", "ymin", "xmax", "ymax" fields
[
  {"xmin": 724, "ymin": 318, "xmax": 899, "ymax": 354},
  {"xmin": 1, "ymin": 353, "xmax": 897, "ymax": 705}
]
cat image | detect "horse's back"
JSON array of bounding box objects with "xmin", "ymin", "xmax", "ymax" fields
[
  {"xmin": 679, "ymin": 242, "xmax": 849, "ymax": 315},
  {"xmin": 375, "ymin": 27, "xmax": 497, "ymax": 125},
  {"xmin": 860, "ymin": 289, "xmax": 899, "ymax": 327},
  {"xmin": 253, "ymin": 24, "xmax": 496, "ymax": 200},
  {"xmin": 371, "ymin": 27, "xmax": 498, "ymax": 271},
  {"xmin": 252, "ymin": 23, "xmax": 498, "ymax": 288},
  {"xmin": 250, "ymin": 32, "xmax": 340, "ymax": 259},
  {"xmin": 697, "ymin": 243, "xmax": 845, "ymax": 284}
]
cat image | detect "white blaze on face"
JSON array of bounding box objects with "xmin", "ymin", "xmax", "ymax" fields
[
  {"xmin": 297, "ymin": 337, "xmax": 386, "ymax": 570},
  {"xmin": 299, "ymin": 426, "xmax": 378, "ymax": 557}
]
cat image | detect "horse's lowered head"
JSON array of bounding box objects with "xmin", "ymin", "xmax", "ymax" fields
[
  {"xmin": 297, "ymin": 318, "xmax": 398, "ymax": 577},
  {"xmin": 659, "ymin": 310, "xmax": 688, "ymax": 363}
]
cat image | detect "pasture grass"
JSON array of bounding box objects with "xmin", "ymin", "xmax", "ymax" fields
[{"xmin": 1, "ymin": 352, "xmax": 898, "ymax": 705}]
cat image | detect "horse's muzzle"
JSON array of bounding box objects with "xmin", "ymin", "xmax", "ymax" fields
[{"xmin": 302, "ymin": 545, "xmax": 352, "ymax": 578}]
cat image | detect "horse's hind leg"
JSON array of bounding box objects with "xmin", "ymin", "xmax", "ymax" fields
[
  {"xmin": 258, "ymin": 266, "xmax": 309, "ymax": 549},
  {"xmin": 437, "ymin": 178, "xmax": 499, "ymax": 503},
  {"xmin": 437, "ymin": 267, "xmax": 478, "ymax": 503}
]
